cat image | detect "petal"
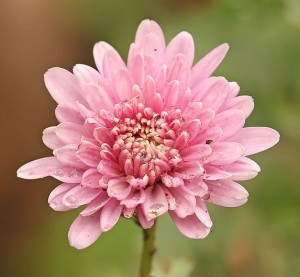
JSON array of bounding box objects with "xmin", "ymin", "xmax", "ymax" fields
[
  {"xmin": 55, "ymin": 122, "xmax": 83, "ymax": 145},
  {"xmin": 181, "ymin": 178, "xmax": 208, "ymax": 197},
  {"xmin": 100, "ymin": 198, "xmax": 123, "ymax": 232},
  {"xmin": 194, "ymin": 199, "xmax": 212, "ymax": 228},
  {"xmin": 166, "ymin": 31, "xmax": 194, "ymax": 67},
  {"xmin": 97, "ymin": 160, "xmax": 123, "ymax": 177},
  {"xmin": 120, "ymin": 189, "xmax": 146, "ymax": 208},
  {"xmin": 48, "ymin": 183, "xmax": 77, "ymax": 211},
  {"xmin": 54, "ymin": 144, "xmax": 87, "ymax": 169},
  {"xmin": 42, "ymin": 127, "xmax": 64, "ymax": 150},
  {"xmin": 220, "ymin": 157, "xmax": 261, "ymax": 181},
  {"xmin": 81, "ymin": 168, "xmax": 102, "ymax": 188},
  {"xmin": 134, "ymin": 19, "xmax": 165, "ymax": 50},
  {"xmin": 115, "ymin": 68, "xmax": 133, "ymax": 101},
  {"xmin": 176, "ymin": 161, "xmax": 204, "ymax": 179},
  {"xmin": 73, "ymin": 64, "xmax": 102, "ymax": 85},
  {"xmin": 181, "ymin": 144, "xmax": 212, "ymax": 162},
  {"xmin": 44, "ymin": 67, "xmax": 86, "ymax": 105},
  {"xmin": 168, "ymin": 187, "xmax": 196, "ymax": 218},
  {"xmin": 80, "ymin": 192, "xmax": 110, "ymax": 216},
  {"xmin": 221, "ymin": 95, "xmax": 254, "ymax": 118},
  {"xmin": 68, "ymin": 213, "xmax": 102, "ymax": 249},
  {"xmin": 17, "ymin": 157, "xmax": 61, "ymax": 179},
  {"xmin": 191, "ymin": 43, "xmax": 229, "ymax": 87},
  {"xmin": 206, "ymin": 179, "xmax": 249, "ymax": 207},
  {"xmin": 62, "ymin": 185, "xmax": 100, "ymax": 208},
  {"xmin": 48, "ymin": 166, "xmax": 84, "ymax": 183},
  {"xmin": 231, "ymin": 127, "xmax": 280, "ymax": 156},
  {"xmin": 136, "ymin": 205, "xmax": 155, "ymax": 229},
  {"xmin": 76, "ymin": 141, "xmax": 101, "ymax": 167},
  {"xmin": 102, "ymin": 50, "xmax": 126, "ymax": 82},
  {"xmin": 209, "ymin": 142, "xmax": 245, "ymax": 165},
  {"xmin": 107, "ymin": 177, "xmax": 132, "ymax": 200},
  {"xmin": 55, "ymin": 103, "xmax": 84, "ymax": 124},
  {"xmin": 215, "ymin": 109, "xmax": 245, "ymax": 141},
  {"xmin": 169, "ymin": 211, "xmax": 211, "ymax": 239},
  {"xmin": 93, "ymin": 41, "xmax": 115, "ymax": 74},
  {"xmin": 203, "ymin": 165, "xmax": 232, "ymax": 180},
  {"xmin": 142, "ymin": 186, "xmax": 168, "ymax": 220}
]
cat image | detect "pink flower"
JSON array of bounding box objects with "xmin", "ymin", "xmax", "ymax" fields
[{"xmin": 17, "ymin": 20, "xmax": 279, "ymax": 249}]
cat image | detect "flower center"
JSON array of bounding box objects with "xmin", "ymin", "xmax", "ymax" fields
[{"xmin": 109, "ymin": 100, "xmax": 183, "ymax": 188}]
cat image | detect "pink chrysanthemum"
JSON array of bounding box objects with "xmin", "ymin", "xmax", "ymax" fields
[{"xmin": 17, "ymin": 20, "xmax": 279, "ymax": 249}]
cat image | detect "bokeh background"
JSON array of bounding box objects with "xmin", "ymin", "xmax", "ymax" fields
[{"xmin": 1, "ymin": 0, "xmax": 299, "ymax": 276}]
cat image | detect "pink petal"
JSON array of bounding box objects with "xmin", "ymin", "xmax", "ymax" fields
[
  {"xmin": 48, "ymin": 183, "xmax": 77, "ymax": 211},
  {"xmin": 76, "ymin": 141, "xmax": 101, "ymax": 167},
  {"xmin": 136, "ymin": 206, "xmax": 155, "ymax": 229},
  {"xmin": 161, "ymin": 174, "xmax": 184, "ymax": 188},
  {"xmin": 120, "ymin": 189, "xmax": 146, "ymax": 208},
  {"xmin": 221, "ymin": 95, "xmax": 254, "ymax": 118},
  {"xmin": 181, "ymin": 144, "xmax": 212, "ymax": 162},
  {"xmin": 176, "ymin": 161, "xmax": 204, "ymax": 179},
  {"xmin": 48, "ymin": 166, "xmax": 84, "ymax": 183},
  {"xmin": 166, "ymin": 31, "xmax": 194, "ymax": 67},
  {"xmin": 134, "ymin": 19, "xmax": 165, "ymax": 50},
  {"xmin": 68, "ymin": 212, "xmax": 102, "ymax": 249},
  {"xmin": 54, "ymin": 144, "xmax": 87, "ymax": 169},
  {"xmin": 194, "ymin": 199, "xmax": 212, "ymax": 228},
  {"xmin": 81, "ymin": 168, "xmax": 102, "ymax": 188},
  {"xmin": 100, "ymin": 198, "xmax": 123, "ymax": 232},
  {"xmin": 97, "ymin": 160, "xmax": 123, "ymax": 177},
  {"xmin": 62, "ymin": 185, "xmax": 100, "ymax": 208},
  {"xmin": 80, "ymin": 192, "xmax": 110, "ymax": 216},
  {"xmin": 102, "ymin": 50, "xmax": 126, "ymax": 82},
  {"xmin": 93, "ymin": 41, "xmax": 115, "ymax": 74},
  {"xmin": 215, "ymin": 109, "xmax": 245, "ymax": 141},
  {"xmin": 181, "ymin": 178, "xmax": 208, "ymax": 197},
  {"xmin": 231, "ymin": 127, "xmax": 280, "ymax": 156},
  {"xmin": 42, "ymin": 127, "xmax": 64, "ymax": 150},
  {"xmin": 169, "ymin": 211, "xmax": 211, "ymax": 239},
  {"xmin": 44, "ymin": 67, "xmax": 86, "ymax": 105},
  {"xmin": 209, "ymin": 142, "xmax": 245, "ymax": 165},
  {"xmin": 55, "ymin": 122, "xmax": 83, "ymax": 145},
  {"xmin": 55, "ymin": 103, "xmax": 84, "ymax": 124},
  {"xmin": 168, "ymin": 187, "xmax": 196, "ymax": 218},
  {"xmin": 191, "ymin": 43, "xmax": 229, "ymax": 87},
  {"xmin": 17, "ymin": 157, "xmax": 61, "ymax": 179},
  {"xmin": 73, "ymin": 64, "xmax": 102, "ymax": 85},
  {"xmin": 93, "ymin": 127, "xmax": 115, "ymax": 145},
  {"xmin": 206, "ymin": 179, "xmax": 249, "ymax": 207},
  {"xmin": 115, "ymin": 68, "xmax": 133, "ymax": 101},
  {"xmin": 204, "ymin": 165, "xmax": 232, "ymax": 180},
  {"xmin": 142, "ymin": 186, "xmax": 168, "ymax": 220},
  {"xmin": 107, "ymin": 177, "xmax": 132, "ymax": 200},
  {"xmin": 220, "ymin": 157, "xmax": 261, "ymax": 181}
]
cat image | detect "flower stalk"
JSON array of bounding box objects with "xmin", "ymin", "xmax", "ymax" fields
[{"xmin": 140, "ymin": 221, "xmax": 157, "ymax": 277}]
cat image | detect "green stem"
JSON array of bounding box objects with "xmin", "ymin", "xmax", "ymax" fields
[{"xmin": 139, "ymin": 221, "xmax": 157, "ymax": 277}]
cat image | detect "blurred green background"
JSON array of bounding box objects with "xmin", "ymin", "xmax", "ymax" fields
[{"xmin": 1, "ymin": 0, "xmax": 299, "ymax": 276}]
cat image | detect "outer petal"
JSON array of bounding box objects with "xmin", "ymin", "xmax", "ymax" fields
[
  {"xmin": 48, "ymin": 183, "xmax": 77, "ymax": 211},
  {"xmin": 80, "ymin": 192, "xmax": 110, "ymax": 216},
  {"xmin": 231, "ymin": 127, "xmax": 280, "ymax": 156},
  {"xmin": 209, "ymin": 142, "xmax": 245, "ymax": 165},
  {"xmin": 166, "ymin": 31, "xmax": 194, "ymax": 67},
  {"xmin": 44, "ymin": 67, "xmax": 86, "ymax": 105},
  {"xmin": 55, "ymin": 103, "xmax": 84, "ymax": 124},
  {"xmin": 220, "ymin": 157, "xmax": 261, "ymax": 181},
  {"xmin": 142, "ymin": 186, "xmax": 168, "ymax": 220},
  {"xmin": 206, "ymin": 179, "xmax": 249, "ymax": 207},
  {"xmin": 42, "ymin": 127, "xmax": 64, "ymax": 150},
  {"xmin": 137, "ymin": 206, "xmax": 155, "ymax": 229},
  {"xmin": 100, "ymin": 198, "xmax": 123, "ymax": 232},
  {"xmin": 68, "ymin": 212, "xmax": 102, "ymax": 249},
  {"xmin": 17, "ymin": 157, "xmax": 61, "ymax": 179},
  {"xmin": 169, "ymin": 211, "xmax": 211, "ymax": 239},
  {"xmin": 220, "ymin": 95, "xmax": 254, "ymax": 118},
  {"xmin": 191, "ymin": 43, "xmax": 229, "ymax": 87},
  {"xmin": 93, "ymin": 41, "xmax": 115, "ymax": 74}
]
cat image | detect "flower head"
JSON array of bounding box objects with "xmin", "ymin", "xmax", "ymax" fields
[{"xmin": 17, "ymin": 20, "xmax": 279, "ymax": 249}]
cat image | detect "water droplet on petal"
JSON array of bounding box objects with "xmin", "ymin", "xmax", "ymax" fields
[
  {"xmin": 54, "ymin": 169, "xmax": 65, "ymax": 177},
  {"xmin": 102, "ymin": 224, "xmax": 111, "ymax": 231},
  {"xmin": 64, "ymin": 195, "xmax": 78, "ymax": 207},
  {"xmin": 49, "ymin": 201, "xmax": 57, "ymax": 209},
  {"xmin": 147, "ymin": 204, "xmax": 165, "ymax": 219}
]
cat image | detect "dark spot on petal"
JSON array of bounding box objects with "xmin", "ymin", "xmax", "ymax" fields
[{"xmin": 206, "ymin": 140, "xmax": 213, "ymax": 144}]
